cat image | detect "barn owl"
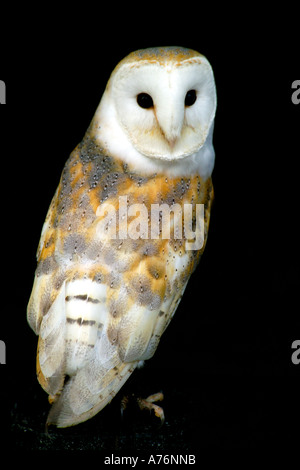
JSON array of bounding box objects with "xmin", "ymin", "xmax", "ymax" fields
[{"xmin": 27, "ymin": 46, "xmax": 217, "ymax": 428}]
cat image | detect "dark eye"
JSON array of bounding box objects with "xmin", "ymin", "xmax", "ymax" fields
[
  {"xmin": 137, "ymin": 93, "xmax": 154, "ymax": 109},
  {"xmin": 185, "ymin": 89, "xmax": 197, "ymax": 107}
]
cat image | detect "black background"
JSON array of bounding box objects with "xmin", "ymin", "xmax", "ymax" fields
[{"xmin": 1, "ymin": 5, "xmax": 299, "ymax": 460}]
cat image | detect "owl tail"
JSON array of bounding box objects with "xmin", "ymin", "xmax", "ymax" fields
[{"xmin": 46, "ymin": 359, "xmax": 137, "ymax": 428}]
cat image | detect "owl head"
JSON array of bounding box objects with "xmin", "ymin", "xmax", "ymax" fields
[{"xmin": 91, "ymin": 47, "xmax": 217, "ymax": 178}]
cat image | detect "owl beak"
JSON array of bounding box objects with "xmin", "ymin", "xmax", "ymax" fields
[
  {"xmin": 164, "ymin": 134, "xmax": 178, "ymax": 149},
  {"xmin": 158, "ymin": 106, "xmax": 184, "ymax": 150}
]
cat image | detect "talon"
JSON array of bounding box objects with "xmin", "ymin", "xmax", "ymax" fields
[
  {"xmin": 120, "ymin": 395, "xmax": 129, "ymax": 418},
  {"xmin": 44, "ymin": 421, "xmax": 52, "ymax": 438},
  {"xmin": 152, "ymin": 404, "xmax": 165, "ymax": 424}
]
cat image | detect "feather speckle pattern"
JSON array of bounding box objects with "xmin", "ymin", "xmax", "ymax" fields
[{"xmin": 27, "ymin": 46, "xmax": 216, "ymax": 427}]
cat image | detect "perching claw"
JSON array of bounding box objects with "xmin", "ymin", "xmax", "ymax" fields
[{"xmin": 137, "ymin": 392, "xmax": 165, "ymax": 424}]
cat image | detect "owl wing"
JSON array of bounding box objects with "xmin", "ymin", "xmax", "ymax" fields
[
  {"xmin": 27, "ymin": 231, "xmax": 189, "ymax": 429},
  {"xmin": 28, "ymin": 262, "xmax": 140, "ymax": 427},
  {"xmin": 28, "ymin": 261, "xmax": 186, "ymax": 428}
]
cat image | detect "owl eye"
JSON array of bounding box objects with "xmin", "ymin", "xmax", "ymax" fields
[
  {"xmin": 185, "ymin": 90, "xmax": 197, "ymax": 107},
  {"xmin": 137, "ymin": 93, "xmax": 154, "ymax": 109}
]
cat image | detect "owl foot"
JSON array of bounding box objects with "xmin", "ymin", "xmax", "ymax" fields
[
  {"xmin": 137, "ymin": 392, "xmax": 165, "ymax": 424},
  {"xmin": 121, "ymin": 392, "xmax": 165, "ymax": 424}
]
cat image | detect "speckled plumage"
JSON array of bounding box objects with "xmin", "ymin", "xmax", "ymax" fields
[{"xmin": 27, "ymin": 46, "xmax": 216, "ymax": 427}]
